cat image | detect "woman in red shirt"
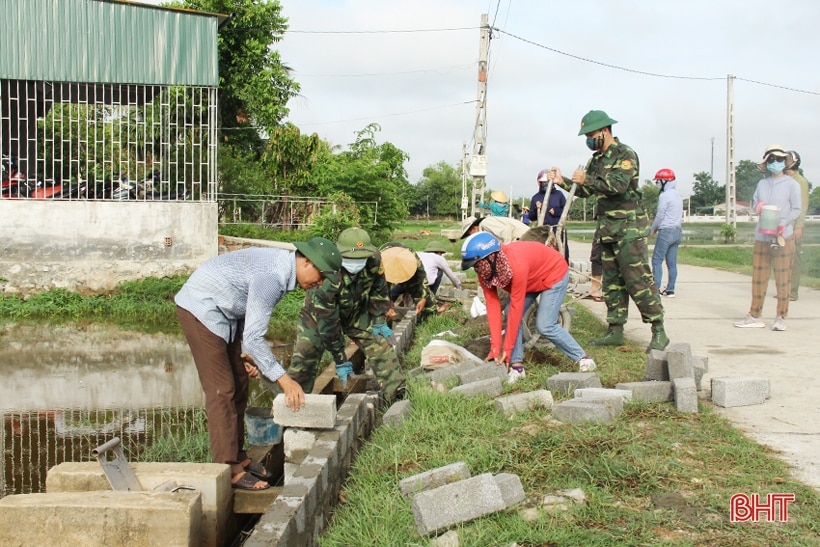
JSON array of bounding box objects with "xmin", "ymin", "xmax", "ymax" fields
[{"xmin": 461, "ymin": 233, "xmax": 596, "ymax": 382}]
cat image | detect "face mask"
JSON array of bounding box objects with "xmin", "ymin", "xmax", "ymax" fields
[
  {"xmin": 767, "ymin": 161, "xmax": 785, "ymax": 174},
  {"xmin": 655, "ymin": 181, "xmax": 664, "ymax": 191},
  {"xmin": 538, "ymin": 182, "xmax": 548, "ymax": 192},
  {"xmin": 585, "ymin": 134, "xmax": 604, "ymax": 151},
  {"xmin": 342, "ymin": 258, "xmax": 367, "ymax": 275}
]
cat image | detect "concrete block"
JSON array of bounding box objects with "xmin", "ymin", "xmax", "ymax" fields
[
  {"xmin": 399, "ymin": 461, "xmax": 471, "ymax": 499},
  {"xmin": 580, "ymin": 395, "xmax": 624, "ymax": 415},
  {"xmin": 0, "ymin": 490, "xmax": 201, "ymax": 547},
  {"xmin": 382, "ymin": 400, "xmax": 412, "ymax": 427},
  {"xmin": 494, "ymin": 390, "xmax": 553, "ymax": 416},
  {"xmin": 551, "ymin": 399, "xmax": 619, "ymax": 424},
  {"xmin": 616, "ymin": 381, "xmax": 674, "ymax": 402},
  {"xmin": 448, "ymin": 377, "xmax": 503, "ymax": 398},
  {"xmin": 457, "ymin": 362, "xmax": 508, "ymax": 385},
  {"xmin": 692, "ymin": 356, "xmax": 707, "ymax": 391},
  {"xmin": 428, "ymin": 361, "xmax": 480, "ymax": 384},
  {"xmin": 411, "ymin": 473, "xmax": 508, "ymax": 536},
  {"xmin": 494, "ymin": 473, "xmax": 525, "ymax": 506},
  {"xmin": 274, "ymin": 393, "xmax": 336, "ymax": 429},
  {"xmin": 666, "ymin": 343, "xmax": 693, "ymax": 380},
  {"xmin": 283, "ymin": 428, "xmax": 318, "ymax": 462},
  {"xmin": 546, "ymin": 372, "xmax": 602, "ymax": 395},
  {"xmin": 574, "ymin": 387, "xmax": 632, "ymax": 402},
  {"xmin": 46, "ymin": 462, "xmax": 229, "ymax": 547},
  {"xmin": 711, "ymin": 376, "xmax": 770, "ymax": 408},
  {"xmin": 644, "ymin": 349, "xmax": 669, "ymax": 381},
  {"xmin": 673, "ymin": 377, "xmax": 698, "ymax": 413}
]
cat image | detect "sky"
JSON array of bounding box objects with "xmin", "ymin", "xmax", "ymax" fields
[{"xmin": 144, "ymin": 0, "xmax": 820, "ymax": 206}]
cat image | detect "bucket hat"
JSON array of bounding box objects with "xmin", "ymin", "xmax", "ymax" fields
[
  {"xmin": 578, "ymin": 110, "xmax": 618, "ymax": 136},
  {"xmin": 757, "ymin": 144, "xmax": 789, "ymax": 172},
  {"xmin": 293, "ymin": 237, "xmax": 342, "ymax": 274}
]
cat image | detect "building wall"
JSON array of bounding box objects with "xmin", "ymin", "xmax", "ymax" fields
[{"xmin": 0, "ymin": 201, "xmax": 217, "ymax": 295}]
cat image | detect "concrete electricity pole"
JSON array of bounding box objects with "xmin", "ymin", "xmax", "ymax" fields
[
  {"xmin": 469, "ymin": 13, "xmax": 490, "ymax": 218},
  {"xmin": 725, "ymin": 74, "xmax": 737, "ymax": 226}
]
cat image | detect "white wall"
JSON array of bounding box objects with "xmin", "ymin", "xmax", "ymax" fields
[{"xmin": 0, "ymin": 200, "xmax": 218, "ymax": 295}]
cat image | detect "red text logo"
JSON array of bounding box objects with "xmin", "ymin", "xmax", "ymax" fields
[{"xmin": 730, "ymin": 493, "xmax": 795, "ymax": 522}]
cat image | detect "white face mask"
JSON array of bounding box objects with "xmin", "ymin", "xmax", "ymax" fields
[{"xmin": 342, "ymin": 258, "xmax": 367, "ymax": 275}]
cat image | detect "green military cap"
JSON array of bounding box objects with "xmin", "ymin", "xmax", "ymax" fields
[
  {"xmin": 578, "ymin": 110, "xmax": 618, "ymax": 136},
  {"xmin": 336, "ymin": 227, "xmax": 377, "ymax": 258},
  {"xmin": 294, "ymin": 237, "xmax": 342, "ymax": 274},
  {"xmin": 424, "ymin": 240, "xmax": 448, "ymax": 254}
]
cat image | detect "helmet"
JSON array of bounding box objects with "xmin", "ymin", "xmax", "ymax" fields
[
  {"xmin": 293, "ymin": 237, "xmax": 342, "ymax": 274},
  {"xmin": 460, "ymin": 232, "xmax": 501, "ymax": 270},
  {"xmin": 787, "ymin": 150, "xmax": 801, "ymax": 170},
  {"xmin": 337, "ymin": 227, "xmax": 376, "ymax": 258},
  {"xmin": 577, "ymin": 110, "xmax": 618, "ymax": 136},
  {"xmin": 654, "ymin": 168, "xmax": 676, "ymax": 182},
  {"xmin": 537, "ymin": 169, "xmax": 550, "ymax": 183}
]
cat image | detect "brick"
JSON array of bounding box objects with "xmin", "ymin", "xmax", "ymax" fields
[
  {"xmin": 493, "ymin": 473, "xmax": 525, "ymax": 506},
  {"xmin": 644, "ymin": 349, "xmax": 669, "ymax": 381},
  {"xmin": 574, "ymin": 387, "xmax": 632, "ymax": 402},
  {"xmin": 547, "ymin": 372, "xmax": 602, "ymax": 395},
  {"xmin": 665, "ymin": 343, "xmax": 693, "ymax": 381},
  {"xmin": 616, "ymin": 381, "xmax": 673, "ymax": 402},
  {"xmin": 400, "ymin": 462, "xmax": 471, "ymax": 499},
  {"xmin": 673, "ymin": 377, "xmax": 698, "ymax": 413},
  {"xmin": 411, "ymin": 473, "xmax": 509, "ymax": 536},
  {"xmin": 711, "ymin": 377, "xmax": 770, "ymax": 408},
  {"xmin": 551, "ymin": 399, "xmax": 619, "ymax": 424},
  {"xmin": 382, "ymin": 400, "xmax": 412, "ymax": 428},
  {"xmin": 457, "ymin": 362, "xmax": 508, "ymax": 385},
  {"xmin": 449, "ymin": 377, "xmax": 503, "ymax": 398},
  {"xmin": 274, "ymin": 393, "xmax": 336, "ymax": 429},
  {"xmin": 494, "ymin": 390, "xmax": 553, "ymax": 416},
  {"xmin": 428, "ymin": 361, "xmax": 479, "ymax": 384}
]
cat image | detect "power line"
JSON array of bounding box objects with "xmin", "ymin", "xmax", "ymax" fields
[
  {"xmin": 294, "ymin": 64, "xmax": 472, "ymax": 78},
  {"xmin": 286, "ymin": 27, "xmax": 477, "ymax": 34}
]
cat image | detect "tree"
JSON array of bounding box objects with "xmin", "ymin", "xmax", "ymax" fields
[
  {"xmin": 640, "ymin": 179, "xmax": 660, "ymax": 219},
  {"xmin": 690, "ymin": 171, "xmax": 724, "ymax": 213},
  {"xmin": 411, "ymin": 161, "xmax": 462, "ymax": 217},
  {"xmin": 735, "ymin": 159, "xmax": 762, "ymax": 204}
]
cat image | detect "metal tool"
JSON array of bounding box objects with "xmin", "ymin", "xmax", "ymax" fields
[{"xmin": 92, "ymin": 437, "xmax": 141, "ymax": 491}]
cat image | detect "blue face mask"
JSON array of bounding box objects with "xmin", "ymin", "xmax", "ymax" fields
[{"xmin": 767, "ymin": 160, "xmax": 785, "ymax": 174}]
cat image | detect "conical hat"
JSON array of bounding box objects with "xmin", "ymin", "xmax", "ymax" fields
[
  {"xmin": 380, "ymin": 247, "xmax": 417, "ymax": 283},
  {"xmin": 491, "ymin": 190, "xmax": 508, "ymax": 203}
]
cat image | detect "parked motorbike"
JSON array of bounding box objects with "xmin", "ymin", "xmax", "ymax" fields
[{"xmin": 1, "ymin": 156, "xmax": 29, "ymax": 198}]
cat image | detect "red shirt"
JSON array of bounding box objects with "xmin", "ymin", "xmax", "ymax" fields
[{"xmin": 479, "ymin": 241, "xmax": 568, "ymax": 360}]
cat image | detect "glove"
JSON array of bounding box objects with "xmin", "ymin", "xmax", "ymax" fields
[
  {"xmin": 777, "ymin": 224, "xmax": 785, "ymax": 235},
  {"xmin": 372, "ymin": 323, "xmax": 394, "ymax": 339},
  {"xmin": 335, "ymin": 361, "xmax": 354, "ymax": 386},
  {"xmin": 755, "ymin": 201, "xmax": 766, "ymax": 215}
]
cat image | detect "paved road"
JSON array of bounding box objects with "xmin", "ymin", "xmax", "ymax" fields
[{"xmin": 568, "ymin": 241, "xmax": 820, "ymax": 491}]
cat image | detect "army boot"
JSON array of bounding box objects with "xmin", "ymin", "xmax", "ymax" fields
[
  {"xmin": 647, "ymin": 323, "xmax": 670, "ymax": 352},
  {"xmin": 589, "ymin": 326, "xmax": 625, "ymax": 346}
]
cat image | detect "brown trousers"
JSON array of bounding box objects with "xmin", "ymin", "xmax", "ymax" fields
[
  {"xmin": 750, "ymin": 239, "xmax": 794, "ymax": 318},
  {"xmin": 176, "ymin": 306, "xmax": 249, "ymax": 476}
]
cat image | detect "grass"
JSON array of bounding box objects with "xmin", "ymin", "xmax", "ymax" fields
[{"xmin": 321, "ymin": 302, "xmax": 820, "ymax": 546}]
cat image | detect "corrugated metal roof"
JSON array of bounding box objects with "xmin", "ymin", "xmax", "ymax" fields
[{"xmin": 1, "ymin": 0, "xmax": 221, "ymax": 86}]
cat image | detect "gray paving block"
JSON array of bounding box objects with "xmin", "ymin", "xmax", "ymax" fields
[
  {"xmin": 494, "ymin": 390, "xmax": 553, "ymax": 416},
  {"xmin": 615, "ymin": 381, "xmax": 674, "ymax": 402},
  {"xmin": 644, "ymin": 349, "xmax": 669, "ymax": 381},
  {"xmin": 428, "ymin": 361, "xmax": 480, "ymax": 384},
  {"xmin": 580, "ymin": 395, "xmax": 624, "ymax": 415},
  {"xmin": 274, "ymin": 394, "xmax": 336, "ymax": 429},
  {"xmin": 665, "ymin": 343, "xmax": 693, "ymax": 380},
  {"xmin": 382, "ymin": 400, "xmax": 412, "ymax": 428},
  {"xmin": 400, "ymin": 461, "xmax": 471, "ymax": 499},
  {"xmin": 551, "ymin": 399, "xmax": 618, "ymax": 424},
  {"xmin": 449, "ymin": 377, "xmax": 504, "ymax": 398},
  {"xmin": 691, "ymin": 355, "xmax": 707, "ymax": 391},
  {"xmin": 546, "ymin": 372, "xmax": 602, "ymax": 395},
  {"xmin": 457, "ymin": 362, "xmax": 508, "ymax": 385},
  {"xmin": 711, "ymin": 376, "xmax": 770, "ymax": 408},
  {"xmin": 411, "ymin": 473, "xmax": 508, "ymax": 536},
  {"xmin": 673, "ymin": 377, "xmax": 698, "ymax": 413},
  {"xmin": 574, "ymin": 387, "xmax": 632, "ymax": 402},
  {"xmin": 494, "ymin": 473, "xmax": 525, "ymax": 506}
]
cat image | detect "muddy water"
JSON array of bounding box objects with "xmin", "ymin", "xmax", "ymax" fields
[{"xmin": 0, "ymin": 322, "xmax": 283, "ymax": 498}]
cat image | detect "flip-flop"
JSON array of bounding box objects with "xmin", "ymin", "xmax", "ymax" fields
[
  {"xmin": 244, "ymin": 460, "xmax": 273, "ymax": 481},
  {"xmin": 232, "ymin": 472, "xmax": 270, "ymax": 491}
]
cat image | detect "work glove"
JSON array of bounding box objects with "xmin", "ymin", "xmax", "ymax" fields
[
  {"xmin": 336, "ymin": 361, "xmax": 354, "ymax": 387},
  {"xmin": 372, "ymin": 323, "xmax": 394, "ymax": 339}
]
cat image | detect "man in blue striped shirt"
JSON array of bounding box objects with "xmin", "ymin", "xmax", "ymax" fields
[{"xmin": 175, "ymin": 237, "xmax": 341, "ymax": 491}]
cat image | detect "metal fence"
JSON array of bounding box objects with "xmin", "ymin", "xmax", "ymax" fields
[
  {"xmin": 1, "ymin": 79, "xmax": 217, "ymax": 201},
  {"xmin": 219, "ymin": 193, "xmax": 379, "ymax": 229}
]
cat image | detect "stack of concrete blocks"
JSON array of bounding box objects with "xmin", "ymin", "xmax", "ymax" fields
[
  {"xmin": 399, "ymin": 461, "xmax": 525, "ymax": 537},
  {"xmin": 392, "ymin": 309, "xmax": 418, "ymax": 356},
  {"xmin": 0, "ymin": 462, "xmax": 232, "ymax": 546},
  {"xmin": 547, "ymin": 372, "xmax": 626, "ymax": 424},
  {"xmin": 245, "ymin": 393, "xmax": 376, "ymax": 547},
  {"xmin": 568, "ymin": 259, "xmax": 590, "ymax": 286},
  {"xmin": 616, "ymin": 343, "xmax": 706, "ymax": 413}
]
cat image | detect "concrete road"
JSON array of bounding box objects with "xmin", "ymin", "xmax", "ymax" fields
[{"xmin": 568, "ymin": 241, "xmax": 820, "ymax": 491}]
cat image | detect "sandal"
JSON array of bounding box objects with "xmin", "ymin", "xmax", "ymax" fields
[
  {"xmin": 232, "ymin": 472, "xmax": 270, "ymax": 491},
  {"xmin": 244, "ymin": 460, "xmax": 273, "ymax": 481}
]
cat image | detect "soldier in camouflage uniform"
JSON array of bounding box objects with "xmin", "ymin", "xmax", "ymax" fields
[
  {"xmin": 381, "ymin": 242, "xmax": 438, "ymax": 322},
  {"xmin": 550, "ymin": 110, "xmax": 669, "ymax": 352},
  {"xmin": 288, "ymin": 227, "xmax": 405, "ymax": 401}
]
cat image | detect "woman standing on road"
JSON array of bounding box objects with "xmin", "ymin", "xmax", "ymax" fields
[{"xmin": 650, "ymin": 168, "xmax": 684, "ymax": 297}]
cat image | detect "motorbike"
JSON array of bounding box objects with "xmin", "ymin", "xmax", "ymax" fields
[{"xmin": 1, "ymin": 156, "xmax": 29, "ymax": 198}]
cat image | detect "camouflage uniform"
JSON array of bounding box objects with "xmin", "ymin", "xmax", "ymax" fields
[
  {"xmin": 289, "ymin": 252, "xmax": 405, "ymax": 400},
  {"xmin": 390, "ymin": 251, "xmax": 438, "ymax": 321},
  {"xmin": 574, "ymin": 138, "xmax": 664, "ymax": 328}
]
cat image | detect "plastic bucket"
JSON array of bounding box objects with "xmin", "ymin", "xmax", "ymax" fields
[
  {"xmin": 758, "ymin": 205, "xmax": 780, "ymax": 235},
  {"xmin": 245, "ymin": 406, "xmax": 282, "ymax": 445}
]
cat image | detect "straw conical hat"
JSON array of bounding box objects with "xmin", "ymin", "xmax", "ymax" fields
[
  {"xmin": 491, "ymin": 190, "xmax": 508, "ymax": 203},
  {"xmin": 380, "ymin": 246, "xmax": 417, "ymax": 283}
]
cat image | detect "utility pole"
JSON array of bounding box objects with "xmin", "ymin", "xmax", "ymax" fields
[
  {"xmin": 710, "ymin": 137, "xmax": 714, "ymax": 179},
  {"xmin": 460, "ymin": 142, "xmax": 468, "ymax": 220},
  {"xmin": 725, "ymin": 74, "xmax": 736, "ymax": 226},
  {"xmin": 469, "ymin": 13, "xmax": 490, "ymax": 218}
]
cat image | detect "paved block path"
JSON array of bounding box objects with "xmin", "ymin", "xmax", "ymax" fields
[{"xmin": 569, "ymin": 241, "xmax": 820, "ymax": 491}]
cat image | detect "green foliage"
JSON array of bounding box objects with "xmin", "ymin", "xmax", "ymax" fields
[
  {"xmin": 639, "ymin": 179, "xmax": 659, "ymax": 217},
  {"xmin": 735, "ymin": 159, "xmax": 762, "ymax": 204},
  {"xmin": 138, "ymin": 408, "xmax": 210, "ymax": 463},
  {"xmin": 411, "ymin": 161, "xmax": 463, "ymax": 217},
  {"xmin": 809, "ymin": 185, "xmax": 820, "ymax": 215},
  {"xmin": 720, "ymin": 222, "xmax": 737, "ymax": 243},
  {"xmin": 691, "ymin": 171, "xmax": 724, "ymax": 211},
  {"xmin": 262, "ymin": 123, "xmax": 323, "ymax": 194},
  {"xmin": 307, "ymin": 192, "xmax": 362, "ymax": 241}
]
